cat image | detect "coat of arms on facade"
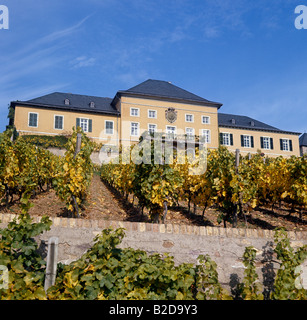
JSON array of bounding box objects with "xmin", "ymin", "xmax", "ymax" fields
[{"xmin": 165, "ymin": 107, "xmax": 177, "ymax": 123}]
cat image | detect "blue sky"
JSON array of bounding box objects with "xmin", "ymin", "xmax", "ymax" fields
[{"xmin": 0, "ymin": 0, "xmax": 306, "ymax": 135}]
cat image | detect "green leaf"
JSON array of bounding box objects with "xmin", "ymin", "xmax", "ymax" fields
[{"xmin": 34, "ymin": 287, "xmax": 46, "ymax": 300}]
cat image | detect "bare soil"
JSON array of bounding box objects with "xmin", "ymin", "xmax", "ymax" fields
[{"xmin": 1, "ymin": 172, "xmax": 306, "ymax": 232}]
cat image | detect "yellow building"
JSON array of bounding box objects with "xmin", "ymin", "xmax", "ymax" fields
[
  {"xmin": 218, "ymin": 113, "xmax": 301, "ymax": 157},
  {"xmin": 10, "ymin": 79, "xmax": 301, "ymax": 157}
]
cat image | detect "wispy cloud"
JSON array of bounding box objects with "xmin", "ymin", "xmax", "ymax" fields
[
  {"xmin": 5, "ymin": 83, "xmax": 70, "ymax": 102},
  {"xmin": 0, "ymin": 14, "xmax": 93, "ymax": 130},
  {"xmin": 203, "ymin": 26, "xmax": 220, "ymax": 39},
  {"xmin": 70, "ymin": 56, "xmax": 96, "ymax": 69},
  {"xmin": 0, "ymin": 83, "xmax": 70, "ymax": 123},
  {"xmin": 115, "ymin": 70, "xmax": 150, "ymax": 87},
  {"xmin": 41, "ymin": 14, "xmax": 93, "ymax": 44},
  {"xmin": 11, "ymin": 14, "xmax": 93, "ymax": 59},
  {"xmin": 224, "ymin": 78, "xmax": 307, "ymax": 134},
  {"xmin": 0, "ymin": 15, "xmax": 92, "ymax": 87},
  {"xmin": 0, "ymin": 46, "xmax": 66, "ymax": 88}
]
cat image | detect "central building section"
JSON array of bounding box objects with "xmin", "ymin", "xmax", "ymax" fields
[{"xmin": 111, "ymin": 79, "xmax": 222, "ymax": 148}]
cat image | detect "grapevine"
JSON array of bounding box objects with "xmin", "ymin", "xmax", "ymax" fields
[{"xmin": 53, "ymin": 127, "xmax": 94, "ymax": 217}]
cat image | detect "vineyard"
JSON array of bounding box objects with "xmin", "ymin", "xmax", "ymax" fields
[
  {"xmin": 0, "ymin": 214, "xmax": 306, "ymax": 300},
  {"xmin": 101, "ymin": 136, "xmax": 307, "ymax": 228},
  {"xmin": 0, "ymin": 129, "xmax": 307, "ymax": 300},
  {"xmin": 0, "ymin": 128, "xmax": 94, "ymax": 217},
  {"xmin": 0, "ymin": 129, "xmax": 306, "ymax": 231}
]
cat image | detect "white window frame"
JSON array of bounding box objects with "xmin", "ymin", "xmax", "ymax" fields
[
  {"xmin": 262, "ymin": 136, "xmax": 271, "ymax": 150},
  {"xmin": 185, "ymin": 127, "xmax": 194, "ymax": 138},
  {"xmin": 222, "ymin": 132, "xmax": 231, "ymax": 146},
  {"xmin": 148, "ymin": 123, "xmax": 157, "ymax": 134},
  {"xmin": 166, "ymin": 125, "xmax": 176, "ymax": 135},
  {"xmin": 202, "ymin": 129, "xmax": 211, "ymax": 143},
  {"xmin": 281, "ymin": 138, "xmax": 290, "ymax": 151},
  {"xmin": 54, "ymin": 115, "xmax": 64, "ymax": 130},
  {"xmin": 105, "ymin": 120, "xmax": 114, "ymax": 135},
  {"xmin": 130, "ymin": 107, "xmax": 140, "ymax": 117},
  {"xmin": 131, "ymin": 122, "xmax": 139, "ymax": 136},
  {"xmin": 185, "ymin": 114, "xmax": 194, "ymax": 123},
  {"xmin": 201, "ymin": 115, "xmax": 210, "ymax": 124},
  {"xmin": 80, "ymin": 118, "xmax": 89, "ymax": 133},
  {"xmin": 148, "ymin": 109, "xmax": 157, "ymax": 119},
  {"xmin": 28, "ymin": 112, "xmax": 38, "ymax": 128},
  {"xmin": 242, "ymin": 135, "xmax": 251, "ymax": 148}
]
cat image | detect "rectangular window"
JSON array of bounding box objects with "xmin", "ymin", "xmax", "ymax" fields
[
  {"xmin": 280, "ymin": 139, "xmax": 293, "ymax": 151},
  {"xmin": 202, "ymin": 129, "xmax": 211, "ymax": 143},
  {"xmin": 202, "ymin": 116, "xmax": 210, "ymax": 124},
  {"xmin": 166, "ymin": 126, "xmax": 176, "ymax": 134},
  {"xmin": 222, "ymin": 133, "xmax": 230, "ymax": 146},
  {"xmin": 148, "ymin": 110, "xmax": 157, "ymax": 119},
  {"xmin": 186, "ymin": 127, "xmax": 194, "ymax": 139},
  {"xmin": 28, "ymin": 112, "xmax": 38, "ymax": 127},
  {"xmin": 185, "ymin": 114, "xmax": 194, "ymax": 123},
  {"xmin": 282, "ymin": 139, "xmax": 289, "ymax": 151},
  {"xmin": 261, "ymin": 137, "xmax": 274, "ymax": 150},
  {"xmin": 240, "ymin": 135, "xmax": 254, "ymax": 148},
  {"xmin": 241, "ymin": 135, "xmax": 254, "ymax": 148},
  {"xmin": 148, "ymin": 124, "xmax": 157, "ymax": 134},
  {"xmin": 80, "ymin": 118, "xmax": 89, "ymax": 132},
  {"xmin": 130, "ymin": 108, "xmax": 139, "ymax": 117},
  {"xmin": 76, "ymin": 118, "xmax": 92, "ymax": 132},
  {"xmin": 131, "ymin": 122, "xmax": 139, "ymax": 136},
  {"xmin": 243, "ymin": 135, "xmax": 251, "ymax": 148},
  {"xmin": 220, "ymin": 133, "xmax": 234, "ymax": 146},
  {"xmin": 105, "ymin": 121, "xmax": 114, "ymax": 135},
  {"xmin": 54, "ymin": 115, "xmax": 63, "ymax": 130},
  {"xmin": 263, "ymin": 137, "xmax": 270, "ymax": 149}
]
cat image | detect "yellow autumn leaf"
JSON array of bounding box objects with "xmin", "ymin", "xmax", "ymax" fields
[
  {"xmin": 63, "ymin": 271, "xmax": 79, "ymax": 288},
  {"xmin": 251, "ymin": 199, "xmax": 257, "ymax": 208}
]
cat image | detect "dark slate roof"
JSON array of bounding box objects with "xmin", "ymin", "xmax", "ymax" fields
[
  {"xmin": 299, "ymin": 133, "xmax": 307, "ymax": 146},
  {"xmin": 11, "ymin": 92, "xmax": 119, "ymax": 115},
  {"xmin": 115, "ymin": 79, "xmax": 222, "ymax": 108},
  {"xmin": 218, "ymin": 113, "xmax": 301, "ymax": 135}
]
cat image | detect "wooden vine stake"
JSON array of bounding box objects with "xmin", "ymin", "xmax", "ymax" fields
[
  {"xmin": 74, "ymin": 133, "xmax": 82, "ymax": 158},
  {"xmin": 234, "ymin": 149, "xmax": 240, "ymax": 228},
  {"xmin": 72, "ymin": 133, "xmax": 82, "ymax": 218},
  {"xmin": 235, "ymin": 149, "xmax": 245, "ymax": 228},
  {"xmin": 44, "ymin": 237, "xmax": 59, "ymax": 293}
]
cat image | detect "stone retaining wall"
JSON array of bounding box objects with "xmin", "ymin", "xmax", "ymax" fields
[{"xmin": 1, "ymin": 213, "xmax": 306, "ymax": 291}]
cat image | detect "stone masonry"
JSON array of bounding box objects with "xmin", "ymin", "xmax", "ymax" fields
[{"xmin": 1, "ymin": 212, "xmax": 307, "ymax": 292}]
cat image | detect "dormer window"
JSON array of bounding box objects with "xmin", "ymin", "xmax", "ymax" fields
[
  {"xmin": 90, "ymin": 101, "xmax": 95, "ymax": 108},
  {"xmin": 231, "ymin": 119, "xmax": 236, "ymax": 124},
  {"xmin": 250, "ymin": 121, "xmax": 255, "ymax": 127},
  {"xmin": 64, "ymin": 99, "xmax": 70, "ymax": 105}
]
